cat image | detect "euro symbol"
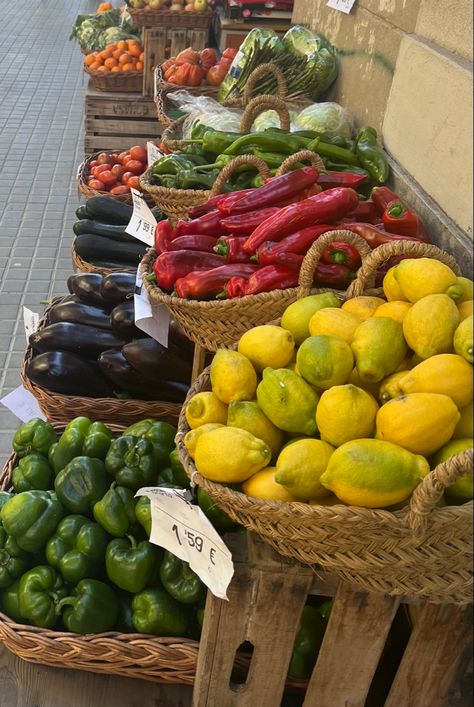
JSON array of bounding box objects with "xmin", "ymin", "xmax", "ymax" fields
[{"xmin": 209, "ymin": 548, "xmax": 216, "ymax": 565}]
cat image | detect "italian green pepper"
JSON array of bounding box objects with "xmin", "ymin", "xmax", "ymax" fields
[
  {"xmin": 54, "ymin": 457, "xmax": 109, "ymax": 514},
  {"xmin": 45, "ymin": 515, "xmax": 108, "ymax": 584},
  {"xmin": 58, "ymin": 578, "xmax": 119, "ymax": 634},
  {"xmin": 355, "ymin": 127, "xmax": 389, "ymax": 184},
  {"xmin": 12, "ymin": 419, "xmax": 56, "ymax": 458},
  {"xmin": 1, "ymin": 491, "xmax": 64, "ymax": 552},
  {"xmin": 18, "ymin": 565, "xmax": 66, "ymax": 628},
  {"xmin": 12, "ymin": 453, "xmax": 54, "ymax": 493}
]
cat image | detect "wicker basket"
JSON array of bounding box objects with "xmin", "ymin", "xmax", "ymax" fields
[
  {"xmin": 21, "ymin": 301, "xmax": 183, "ymax": 426},
  {"xmin": 155, "ymin": 66, "xmax": 219, "ymax": 127},
  {"xmin": 128, "ymin": 6, "xmax": 213, "ymax": 28},
  {"xmin": 224, "ymin": 63, "xmax": 313, "ymax": 110},
  {"xmin": 77, "ymin": 151, "xmax": 156, "ymax": 206},
  {"xmin": 85, "ymin": 66, "xmax": 143, "ymax": 93},
  {"xmin": 71, "ymin": 247, "xmax": 138, "ymax": 277}
]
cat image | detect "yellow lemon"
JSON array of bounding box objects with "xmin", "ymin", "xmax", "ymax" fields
[
  {"xmin": 453, "ymin": 315, "xmax": 473, "ymax": 364},
  {"xmin": 195, "ymin": 427, "xmax": 271, "ymax": 483},
  {"xmin": 375, "ymin": 392, "xmax": 460, "ymax": 456},
  {"xmin": 373, "ymin": 300, "xmax": 412, "ymax": 324},
  {"xmin": 430, "ymin": 438, "xmax": 473, "ymax": 505},
  {"xmin": 352, "ymin": 317, "xmax": 407, "ymax": 383},
  {"xmin": 455, "ymin": 277, "xmax": 473, "ymax": 303},
  {"xmin": 183, "ymin": 423, "xmax": 224, "ymax": 459},
  {"xmin": 342, "ymin": 296, "xmax": 385, "ymax": 321},
  {"xmin": 256, "ymin": 368, "xmax": 319, "ymax": 436},
  {"xmin": 347, "ymin": 367, "xmax": 380, "ymax": 398},
  {"xmin": 403, "ymin": 294, "xmax": 460, "ymax": 359},
  {"xmin": 316, "ymin": 384, "xmax": 379, "ymax": 447},
  {"xmin": 308, "ymin": 307, "xmax": 361, "ymax": 345},
  {"xmin": 396, "ymin": 354, "xmax": 473, "ymax": 408},
  {"xmin": 275, "ymin": 439, "xmax": 335, "ymax": 500},
  {"xmin": 238, "ymin": 325, "xmax": 295, "ymax": 371},
  {"xmin": 378, "ymin": 371, "xmax": 410, "ymax": 404},
  {"xmin": 452, "ymin": 402, "xmax": 473, "ymax": 439},
  {"xmin": 185, "ymin": 392, "xmax": 228, "ymax": 429},
  {"xmin": 458, "ymin": 300, "xmax": 473, "ymax": 320},
  {"xmin": 393, "ymin": 257, "xmax": 461, "ymax": 303},
  {"xmin": 242, "ymin": 467, "xmax": 296, "ymax": 502},
  {"xmin": 296, "ymin": 335, "xmax": 353, "ymax": 390},
  {"xmin": 210, "ymin": 349, "xmax": 257, "ymax": 404},
  {"xmin": 383, "ymin": 266, "xmax": 407, "ymax": 301},
  {"xmin": 320, "ymin": 439, "xmax": 429, "ymax": 508},
  {"xmin": 227, "ymin": 400, "xmax": 284, "ymax": 459},
  {"xmin": 309, "ymin": 495, "xmax": 343, "ymax": 507},
  {"xmin": 280, "ymin": 292, "xmax": 341, "ymax": 345}
]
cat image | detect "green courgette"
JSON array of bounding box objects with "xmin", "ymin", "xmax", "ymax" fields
[
  {"xmin": 76, "ymin": 205, "xmax": 91, "ymax": 220},
  {"xmin": 74, "ymin": 234, "xmax": 147, "ymax": 265},
  {"xmin": 85, "ymin": 196, "xmax": 133, "ymax": 225}
]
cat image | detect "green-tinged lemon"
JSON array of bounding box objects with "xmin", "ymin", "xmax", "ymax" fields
[
  {"xmin": 393, "ymin": 258, "xmax": 460, "ymax": 302},
  {"xmin": 403, "ymin": 294, "xmax": 460, "ymax": 359},
  {"xmin": 396, "ymin": 354, "xmax": 473, "ymax": 408},
  {"xmin": 342, "ymin": 296, "xmax": 385, "ymax": 321},
  {"xmin": 308, "ymin": 307, "xmax": 361, "ymax": 345},
  {"xmin": 242, "ymin": 467, "xmax": 297, "ymax": 502},
  {"xmin": 383, "ymin": 267, "xmax": 407, "ymax": 301},
  {"xmin": 210, "ymin": 349, "xmax": 257, "ymax": 404},
  {"xmin": 347, "ymin": 367, "xmax": 380, "ymax": 398},
  {"xmin": 454, "ymin": 277, "xmax": 473, "ymax": 303},
  {"xmin": 238, "ymin": 325, "xmax": 295, "ymax": 371},
  {"xmin": 430, "ymin": 438, "xmax": 473, "ymax": 505},
  {"xmin": 275, "ymin": 439, "xmax": 334, "ymax": 500},
  {"xmin": 281, "ymin": 292, "xmax": 341, "ymax": 345},
  {"xmin": 227, "ymin": 400, "xmax": 284, "ymax": 459},
  {"xmin": 184, "ymin": 423, "xmax": 224, "ymax": 459},
  {"xmin": 352, "ymin": 316, "xmax": 407, "ymax": 383},
  {"xmin": 194, "ymin": 427, "xmax": 271, "ymax": 483},
  {"xmin": 452, "ymin": 402, "xmax": 473, "ymax": 439},
  {"xmin": 296, "ymin": 335, "xmax": 353, "ymax": 390},
  {"xmin": 320, "ymin": 439, "xmax": 429, "ymax": 508},
  {"xmin": 373, "ymin": 300, "xmax": 412, "ymax": 324},
  {"xmin": 256, "ymin": 368, "xmax": 319, "ymax": 436},
  {"xmin": 316, "ymin": 384, "xmax": 379, "ymax": 447},
  {"xmin": 453, "ymin": 316, "xmax": 473, "ymax": 364},
  {"xmin": 378, "ymin": 371, "xmax": 410, "ymax": 404},
  {"xmin": 458, "ymin": 300, "xmax": 473, "ymax": 321},
  {"xmin": 185, "ymin": 392, "xmax": 228, "ymax": 429}
]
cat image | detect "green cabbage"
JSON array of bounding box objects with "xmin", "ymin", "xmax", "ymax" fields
[{"xmin": 294, "ymin": 103, "xmax": 355, "ymax": 139}]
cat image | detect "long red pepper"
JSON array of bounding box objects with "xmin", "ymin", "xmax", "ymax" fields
[
  {"xmin": 264, "ymin": 253, "xmax": 356, "ymax": 286},
  {"xmin": 214, "ymin": 236, "xmax": 250, "ymax": 263},
  {"xmin": 317, "ymin": 171, "xmax": 367, "ymax": 190},
  {"xmin": 174, "ymin": 264, "xmax": 258, "ymax": 300},
  {"xmin": 244, "ymin": 188, "xmax": 359, "ymax": 254},
  {"xmin": 383, "ymin": 202, "xmax": 420, "ymax": 238},
  {"xmin": 254, "ymin": 225, "xmax": 335, "ymax": 266},
  {"xmin": 345, "ymin": 199, "xmax": 380, "ymax": 224},
  {"xmin": 371, "ymin": 186, "xmax": 400, "ymax": 214},
  {"xmin": 224, "ymin": 276, "xmax": 248, "ymax": 299},
  {"xmin": 220, "ymin": 207, "xmax": 281, "ymax": 235},
  {"xmin": 321, "ymin": 242, "xmax": 361, "ymax": 269},
  {"xmin": 244, "ymin": 265, "xmax": 299, "ymax": 295},
  {"xmin": 167, "ymin": 235, "xmax": 218, "ymax": 253},
  {"xmin": 215, "ymin": 188, "xmax": 258, "ymax": 215},
  {"xmin": 342, "ymin": 222, "xmax": 420, "ymax": 248},
  {"xmin": 371, "ymin": 187, "xmax": 431, "ymax": 243},
  {"xmin": 188, "ymin": 189, "xmax": 256, "ymax": 219},
  {"xmin": 226, "ymin": 167, "xmax": 319, "ymax": 216},
  {"xmin": 174, "ymin": 210, "xmax": 224, "ymax": 238},
  {"xmin": 154, "ymin": 220, "xmax": 175, "ymax": 254},
  {"xmin": 153, "ymin": 251, "xmax": 224, "ymax": 292}
]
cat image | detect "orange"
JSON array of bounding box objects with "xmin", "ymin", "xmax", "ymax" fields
[
  {"xmin": 104, "ymin": 57, "xmax": 118, "ymax": 69},
  {"xmin": 107, "ymin": 42, "xmax": 117, "ymax": 51},
  {"xmin": 84, "ymin": 54, "xmax": 96, "ymax": 67},
  {"xmin": 135, "ymin": 61, "xmax": 143, "ymax": 71},
  {"xmin": 117, "ymin": 40, "xmax": 127, "ymax": 52},
  {"xmin": 128, "ymin": 44, "xmax": 142, "ymax": 58},
  {"xmin": 89, "ymin": 61, "xmax": 101, "ymax": 71},
  {"xmin": 139, "ymin": 52, "xmax": 145, "ymax": 63},
  {"xmin": 119, "ymin": 53, "xmax": 132, "ymax": 65},
  {"xmin": 97, "ymin": 65, "xmax": 108, "ymax": 73},
  {"xmin": 111, "ymin": 65, "xmax": 122, "ymax": 72},
  {"xmin": 100, "ymin": 48, "xmax": 113, "ymax": 60},
  {"xmin": 122, "ymin": 63, "xmax": 134, "ymax": 72},
  {"xmin": 113, "ymin": 48, "xmax": 122, "ymax": 60}
]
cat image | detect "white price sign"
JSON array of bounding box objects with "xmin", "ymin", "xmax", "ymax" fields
[
  {"xmin": 326, "ymin": 0, "xmax": 357, "ymax": 13},
  {"xmin": 23, "ymin": 307, "xmax": 40, "ymax": 343},
  {"xmin": 125, "ymin": 188, "xmax": 157, "ymax": 246},
  {"xmin": 1, "ymin": 386, "xmax": 46, "ymax": 423},
  {"xmin": 134, "ymin": 269, "xmax": 170, "ymax": 346},
  {"xmin": 136, "ymin": 487, "xmax": 234, "ymax": 600},
  {"xmin": 147, "ymin": 141, "xmax": 164, "ymax": 167}
]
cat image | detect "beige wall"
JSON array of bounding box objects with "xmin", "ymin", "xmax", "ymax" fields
[{"xmin": 292, "ymin": 0, "xmax": 473, "ymax": 237}]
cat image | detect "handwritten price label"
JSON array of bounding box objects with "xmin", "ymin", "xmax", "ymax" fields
[
  {"xmin": 136, "ymin": 487, "xmax": 234, "ymax": 600},
  {"xmin": 23, "ymin": 307, "xmax": 40, "ymax": 343},
  {"xmin": 1, "ymin": 386, "xmax": 46, "ymax": 422},
  {"xmin": 147, "ymin": 141, "xmax": 164, "ymax": 167},
  {"xmin": 326, "ymin": 0, "xmax": 357, "ymax": 13},
  {"xmin": 125, "ymin": 188, "xmax": 157, "ymax": 246},
  {"xmin": 134, "ymin": 269, "xmax": 170, "ymax": 346}
]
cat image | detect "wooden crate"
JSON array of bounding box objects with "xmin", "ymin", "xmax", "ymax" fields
[
  {"xmin": 193, "ymin": 533, "xmax": 473, "ymax": 707},
  {"xmin": 84, "ymin": 85, "xmax": 162, "ymax": 154}
]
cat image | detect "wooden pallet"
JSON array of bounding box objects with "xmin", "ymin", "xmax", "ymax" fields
[{"xmin": 84, "ymin": 85, "xmax": 162, "ymax": 154}]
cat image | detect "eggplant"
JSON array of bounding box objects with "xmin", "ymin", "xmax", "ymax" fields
[
  {"xmin": 74, "ymin": 233, "xmax": 147, "ymax": 265},
  {"xmin": 100, "ymin": 272, "xmax": 136, "ymax": 304},
  {"xmin": 122, "ymin": 338, "xmax": 192, "ymax": 384},
  {"xmin": 49, "ymin": 301, "xmax": 112, "ymax": 330},
  {"xmin": 85, "ymin": 196, "xmax": 133, "ymax": 225},
  {"xmin": 67, "ymin": 273, "xmax": 109, "ymax": 308},
  {"xmin": 75, "ymin": 204, "xmax": 91, "ymax": 220},
  {"xmin": 29, "ymin": 322, "xmax": 127, "ymax": 358},
  {"xmin": 169, "ymin": 318, "xmax": 195, "ymax": 355},
  {"xmin": 110, "ymin": 301, "xmax": 147, "ymax": 339},
  {"xmin": 26, "ymin": 351, "xmax": 114, "ymax": 397},
  {"xmin": 73, "ymin": 220, "xmax": 138, "ymax": 243}
]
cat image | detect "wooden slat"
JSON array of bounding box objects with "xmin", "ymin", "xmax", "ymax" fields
[
  {"xmin": 188, "ymin": 29, "xmax": 207, "ymax": 51},
  {"xmin": 86, "ymin": 100, "xmax": 157, "ymax": 118},
  {"xmin": 384, "ymin": 603, "xmax": 473, "ymax": 707},
  {"xmin": 169, "ymin": 29, "xmax": 187, "ymax": 59},
  {"xmin": 303, "ymin": 583, "xmax": 400, "ymax": 707},
  {"xmin": 85, "ymin": 119, "xmax": 160, "ymax": 136},
  {"xmin": 84, "ymin": 136, "xmax": 151, "ymax": 153},
  {"xmin": 143, "ymin": 27, "xmax": 167, "ymax": 97}
]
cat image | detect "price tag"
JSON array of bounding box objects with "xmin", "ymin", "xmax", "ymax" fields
[
  {"xmin": 134, "ymin": 269, "xmax": 170, "ymax": 346},
  {"xmin": 147, "ymin": 141, "xmax": 164, "ymax": 167},
  {"xmin": 1, "ymin": 386, "xmax": 47, "ymax": 422},
  {"xmin": 23, "ymin": 307, "xmax": 40, "ymax": 343},
  {"xmin": 136, "ymin": 487, "xmax": 234, "ymax": 600},
  {"xmin": 125, "ymin": 188, "xmax": 157, "ymax": 246},
  {"xmin": 326, "ymin": 0, "xmax": 357, "ymax": 13}
]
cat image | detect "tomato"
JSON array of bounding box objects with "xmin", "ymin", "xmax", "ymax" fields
[
  {"xmin": 110, "ymin": 185, "xmax": 130, "ymax": 194},
  {"xmin": 199, "ymin": 48, "xmax": 217, "ymax": 72},
  {"xmin": 89, "ymin": 159, "xmax": 100, "ymax": 168},
  {"xmin": 164, "ymin": 64, "xmax": 177, "ymax": 82},
  {"xmin": 117, "ymin": 151, "xmax": 130, "ymax": 164},
  {"xmin": 111, "ymin": 164, "xmax": 127, "ymax": 179},
  {"xmin": 88, "ymin": 179, "xmax": 106, "ymax": 191},
  {"xmin": 127, "ymin": 175, "xmax": 141, "ymax": 189},
  {"xmin": 108, "ymin": 153, "xmax": 121, "ymax": 165},
  {"xmin": 175, "ymin": 48, "xmax": 200, "ymax": 65},
  {"xmin": 223, "ymin": 47, "xmax": 237, "ymax": 60},
  {"xmin": 100, "ymin": 170, "xmax": 118, "ymax": 187},
  {"xmin": 173, "ymin": 63, "xmax": 204, "ymax": 86},
  {"xmin": 130, "ymin": 145, "xmax": 147, "ymax": 162},
  {"xmin": 206, "ymin": 64, "xmax": 228, "ymax": 86},
  {"xmin": 121, "ymin": 171, "xmax": 134, "ymax": 184},
  {"xmin": 218, "ymin": 57, "xmax": 233, "ymax": 69},
  {"xmin": 93, "ymin": 164, "xmax": 112, "ymax": 176},
  {"xmin": 97, "ymin": 152, "xmax": 111, "ymax": 165},
  {"xmin": 125, "ymin": 159, "xmax": 145, "ymax": 175},
  {"xmin": 161, "ymin": 58, "xmax": 175, "ymax": 73}
]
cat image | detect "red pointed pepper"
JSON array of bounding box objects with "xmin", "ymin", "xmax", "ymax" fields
[
  {"xmin": 220, "ymin": 207, "xmax": 281, "ymax": 235},
  {"xmin": 321, "ymin": 242, "xmax": 361, "ymax": 269},
  {"xmin": 371, "ymin": 186, "xmax": 401, "ymax": 214},
  {"xmin": 174, "ymin": 264, "xmax": 258, "ymax": 300},
  {"xmin": 345, "ymin": 199, "xmax": 380, "ymax": 224},
  {"xmin": 214, "ymin": 236, "xmax": 250, "ymax": 263},
  {"xmin": 262, "ymin": 254, "xmax": 356, "ymax": 287},
  {"xmin": 243, "ymin": 265, "xmax": 299, "ymax": 296},
  {"xmin": 317, "ymin": 171, "xmax": 367, "ymax": 190},
  {"xmin": 173, "ymin": 210, "xmax": 224, "ymax": 239},
  {"xmin": 215, "ymin": 189, "xmax": 257, "ymax": 216},
  {"xmin": 167, "ymin": 235, "xmax": 218, "ymax": 253},
  {"xmin": 254, "ymin": 225, "xmax": 335, "ymax": 266},
  {"xmin": 153, "ymin": 251, "xmax": 224, "ymax": 292},
  {"xmin": 225, "ymin": 167, "xmax": 319, "ymax": 216},
  {"xmin": 383, "ymin": 202, "xmax": 421, "ymax": 238},
  {"xmin": 154, "ymin": 220, "xmax": 175, "ymax": 254},
  {"xmin": 223, "ymin": 276, "xmax": 248, "ymax": 299},
  {"xmin": 343, "ymin": 222, "xmax": 420, "ymax": 248}
]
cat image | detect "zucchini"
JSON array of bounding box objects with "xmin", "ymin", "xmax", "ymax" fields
[
  {"xmin": 72, "ymin": 220, "xmax": 138, "ymax": 243},
  {"xmin": 85, "ymin": 196, "xmax": 133, "ymax": 225},
  {"xmin": 74, "ymin": 234, "xmax": 147, "ymax": 265},
  {"xmin": 110, "ymin": 301, "xmax": 146, "ymax": 339},
  {"xmin": 26, "ymin": 351, "xmax": 114, "ymax": 397},
  {"xmin": 122, "ymin": 338, "xmax": 192, "ymax": 383},
  {"xmin": 49, "ymin": 301, "xmax": 112, "ymax": 330},
  {"xmin": 67, "ymin": 273, "xmax": 109, "ymax": 307},
  {"xmin": 30, "ymin": 322, "xmax": 126, "ymax": 358},
  {"xmin": 100, "ymin": 272, "xmax": 136, "ymax": 304},
  {"xmin": 75, "ymin": 204, "xmax": 91, "ymax": 220}
]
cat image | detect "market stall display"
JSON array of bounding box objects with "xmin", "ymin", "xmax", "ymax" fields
[{"xmin": 125, "ymin": 0, "xmax": 214, "ymax": 28}]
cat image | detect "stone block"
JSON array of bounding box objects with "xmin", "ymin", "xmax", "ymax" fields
[
  {"xmin": 358, "ymin": 0, "xmax": 421, "ymax": 33},
  {"xmin": 416, "ymin": 0, "xmax": 473, "ymax": 62}
]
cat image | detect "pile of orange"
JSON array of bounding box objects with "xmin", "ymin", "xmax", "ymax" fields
[{"xmin": 84, "ymin": 39, "xmax": 145, "ymax": 73}]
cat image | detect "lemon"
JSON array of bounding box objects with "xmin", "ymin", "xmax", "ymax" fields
[
  {"xmin": 309, "ymin": 495, "xmax": 343, "ymax": 507},
  {"xmin": 403, "ymin": 294, "xmax": 460, "ymax": 359},
  {"xmin": 396, "ymin": 354, "xmax": 473, "ymax": 408},
  {"xmin": 210, "ymin": 349, "xmax": 257, "ymax": 404},
  {"xmin": 309, "ymin": 307, "xmax": 361, "ymax": 344},
  {"xmin": 383, "ymin": 267, "xmax": 407, "ymax": 301},
  {"xmin": 238, "ymin": 325, "xmax": 295, "ymax": 371},
  {"xmin": 352, "ymin": 317, "xmax": 407, "ymax": 383},
  {"xmin": 373, "ymin": 300, "xmax": 412, "ymax": 324},
  {"xmin": 297, "ymin": 335, "xmax": 353, "ymax": 390},
  {"xmin": 342, "ymin": 296, "xmax": 385, "ymax": 321},
  {"xmin": 347, "ymin": 367, "xmax": 380, "ymax": 398},
  {"xmin": 275, "ymin": 439, "xmax": 334, "ymax": 500},
  {"xmin": 458, "ymin": 300, "xmax": 473, "ymax": 321},
  {"xmin": 184, "ymin": 423, "xmax": 224, "ymax": 459},
  {"xmin": 378, "ymin": 371, "xmax": 410, "ymax": 404},
  {"xmin": 280, "ymin": 292, "xmax": 341, "ymax": 345},
  {"xmin": 194, "ymin": 427, "xmax": 271, "ymax": 483},
  {"xmin": 227, "ymin": 400, "xmax": 284, "ymax": 459},
  {"xmin": 242, "ymin": 467, "xmax": 296, "ymax": 502},
  {"xmin": 320, "ymin": 439, "xmax": 429, "ymax": 508},
  {"xmin": 393, "ymin": 258, "xmax": 460, "ymax": 303},
  {"xmin": 185, "ymin": 392, "xmax": 228, "ymax": 429},
  {"xmin": 455, "ymin": 277, "xmax": 473, "ymax": 303},
  {"xmin": 375, "ymin": 392, "xmax": 460, "ymax": 456},
  {"xmin": 316, "ymin": 384, "xmax": 379, "ymax": 447},
  {"xmin": 453, "ymin": 316, "xmax": 473, "ymax": 364},
  {"xmin": 256, "ymin": 368, "xmax": 319, "ymax": 436},
  {"xmin": 430, "ymin": 438, "xmax": 473, "ymax": 505},
  {"xmin": 452, "ymin": 402, "xmax": 473, "ymax": 439}
]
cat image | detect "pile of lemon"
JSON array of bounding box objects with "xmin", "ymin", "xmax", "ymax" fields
[{"xmin": 183, "ymin": 258, "xmax": 473, "ymax": 510}]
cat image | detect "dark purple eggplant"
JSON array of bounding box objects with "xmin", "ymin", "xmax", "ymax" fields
[
  {"xmin": 74, "ymin": 233, "xmax": 146, "ymax": 264},
  {"xmin": 100, "ymin": 272, "xmax": 136, "ymax": 305},
  {"xmin": 26, "ymin": 351, "xmax": 114, "ymax": 397},
  {"xmin": 168, "ymin": 318, "xmax": 195, "ymax": 354},
  {"xmin": 110, "ymin": 301, "xmax": 147, "ymax": 339},
  {"xmin": 29, "ymin": 322, "xmax": 127, "ymax": 358},
  {"xmin": 67, "ymin": 273, "xmax": 109, "ymax": 308},
  {"xmin": 121, "ymin": 338, "xmax": 192, "ymax": 384},
  {"xmin": 49, "ymin": 301, "xmax": 112, "ymax": 330}
]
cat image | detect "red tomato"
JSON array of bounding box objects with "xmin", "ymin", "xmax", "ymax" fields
[
  {"xmin": 110, "ymin": 184, "xmax": 131, "ymax": 194},
  {"xmin": 127, "ymin": 175, "xmax": 141, "ymax": 189},
  {"xmin": 125, "ymin": 159, "xmax": 145, "ymax": 175},
  {"xmin": 97, "ymin": 152, "xmax": 111, "ymax": 165},
  {"xmin": 206, "ymin": 64, "xmax": 227, "ymax": 86},
  {"xmin": 161, "ymin": 58, "xmax": 175, "ymax": 73},
  {"xmin": 218, "ymin": 57, "xmax": 233, "ymax": 69},
  {"xmin": 100, "ymin": 170, "xmax": 118, "ymax": 187},
  {"xmin": 223, "ymin": 47, "xmax": 237, "ymax": 60},
  {"xmin": 175, "ymin": 48, "xmax": 200, "ymax": 65},
  {"xmin": 111, "ymin": 164, "xmax": 127, "ymax": 179},
  {"xmin": 199, "ymin": 48, "xmax": 217, "ymax": 72},
  {"xmin": 93, "ymin": 164, "xmax": 112, "ymax": 176},
  {"xmin": 117, "ymin": 151, "xmax": 130, "ymax": 164},
  {"xmin": 88, "ymin": 179, "xmax": 106, "ymax": 191},
  {"xmin": 130, "ymin": 145, "xmax": 147, "ymax": 162},
  {"xmin": 108, "ymin": 153, "xmax": 121, "ymax": 165},
  {"xmin": 121, "ymin": 171, "xmax": 134, "ymax": 184},
  {"xmin": 89, "ymin": 160, "xmax": 99, "ymax": 168}
]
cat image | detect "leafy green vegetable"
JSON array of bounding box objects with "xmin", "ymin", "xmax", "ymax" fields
[{"xmin": 69, "ymin": 9, "xmax": 139, "ymax": 51}]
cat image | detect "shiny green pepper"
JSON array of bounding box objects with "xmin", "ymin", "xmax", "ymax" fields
[
  {"xmin": 18, "ymin": 565, "xmax": 66, "ymax": 628},
  {"xmin": 0, "ymin": 525, "xmax": 30, "ymax": 589},
  {"xmin": 288, "ymin": 604, "xmax": 330, "ymax": 679},
  {"xmin": 12, "ymin": 419, "xmax": 56, "ymax": 458},
  {"xmin": 168, "ymin": 449, "xmax": 190, "ymax": 488},
  {"xmin": 115, "ymin": 591, "xmax": 135, "ymax": 633},
  {"xmin": 355, "ymin": 126, "xmax": 389, "ymax": 184},
  {"xmin": 159, "ymin": 550, "xmax": 206, "ymax": 605},
  {"xmin": 50, "ymin": 418, "xmax": 113, "ymax": 474},
  {"xmin": 1, "ymin": 491, "xmax": 64, "ymax": 552},
  {"xmin": 124, "ymin": 420, "xmax": 176, "ymax": 469},
  {"xmin": 93, "ymin": 484, "xmax": 139, "ymax": 537},
  {"xmin": 0, "ymin": 492, "xmax": 13, "ymax": 512},
  {"xmin": 135, "ymin": 496, "xmax": 152, "ymax": 537},
  {"xmin": 0, "ymin": 579, "xmax": 23, "ymax": 622},
  {"xmin": 106, "ymin": 535, "xmax": 161, "ymax": 593},
  {"xmin": 132, "ymin": 587, "xmax": 189, "ymax": 636},
  {"xmin": 12, "ymin": 453, "xmax": 54, "ymax": 493},
  {"xmin": 45, "ymin": 515, "xmax": 109, "ymax": 584},
  {"xmin": 105, "ymin": 436, "xmax": 156, "ymax": 491},
  {"xmin": 197, "ymin": 487, "xmax": 240, "ymax": 533},
  {"xmin": 54, "ymin": 457, "xmax": 109, "ymax": 514},
  {"xmin": 58, "ymin": 579, "xmax": 119, "ymax": 634}
]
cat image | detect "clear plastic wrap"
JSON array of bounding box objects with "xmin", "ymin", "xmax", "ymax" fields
[
  {"xmin": 167, "ymin": 91, "xmax": 244, "ymax": 137},
  {"xmin": 294, "ymin": 102, "xmax": 355, "ymax": 138}
]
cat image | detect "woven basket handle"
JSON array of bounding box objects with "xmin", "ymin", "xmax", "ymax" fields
[
  {"xmin": 345, "ymin": 240, "xmax": 462, "ymax": 298},
  {"xmin": 276, "ymin": 150, "xmax": 325, "ymax": 176},
  {"xmin": 240, "ymin": 95, "xmax": 291, "ymax": 133},
  {"xmin": 243, "ymin": 63, "xmax": 288, "ymax": 105},
  {"xmin": 406, "ymin": 448, "xmax": 473, "ymax": 539},
  {"xmin": 161, "ymin": 114, "xmax": 187, "ymax": 151},
  {"xmin": 208, "ymin": 155, "xmax": 270, "ymax": 199},
  {"xmin": 297, "ymin": 230, "xmax": 372, "ymax": 297}
]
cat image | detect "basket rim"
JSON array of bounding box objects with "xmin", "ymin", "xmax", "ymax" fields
[
  {"xmin": 127, "ymin": 5, "xmax": 213, "ymax": 15},
  {"xmin": 84, "ymin": 65, "xmax": 143, "ymax": 79},
  {"xmin": 139, "ymin": 167, "xmax": 212, "ymax": 201},
  {"xmin": 72, "ymin": 247, "xmax": 137, "ymax": 276}
]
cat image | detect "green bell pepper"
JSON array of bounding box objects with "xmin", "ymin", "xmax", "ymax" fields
[
  {"xmin": 45, "ymin": 514, "xmax": 108, "ymax": 584},
  {"xmin": 105, "ymin": 535, "xmax": 160, "ymax": 593},
  {"xmin": 1, "ymin": 491, "xmax": 64, "ymax": 552},
  {"xmin": 288, "ymin": 605, "xmax": 330, "ymax": 679},
  {"xmin": 197, "ymin": 487, "xmax": 240, "ymax": 533},
  {"xmin": 105, "ymin": 436, "xmax": 156, "ymax": 491},
  {"xmin": 355, "ymin": 127, "xmax": 389, "ymax": 184},
  {"xmin": 168, "ymin": 449, "xmax": 190, "ymax": 488},
  {"xmin": 0, "ymin": 525, "xmax": 30, "ymax": 589},
  {"xmin": 132, "ymin": 587, "xmax": 189, "ymax": 636},
  {"xmin": 152, "ymin": 154, "xmax": 196, "ymax": 176},
  {"xmin": 48, "ymin": 442, "xmax": 58, "ymax": 467},
  {"xmin": 0, "ymin": 579, "xmax": 23, "ymax": 622},
  {"xmin": 12, "ymin": 419, "xmax": 56, "ymax": 458},
  {"xmin": 159, "ymin": 550, "xmax": 206, "ymax": 605},
  {"xmin": 135, "ymin": 496, "xmax": 152, "ymax": 537},
  {"xmin": 176, "ymin": 169, "xmax": 221, "ymax": 191},
  {"xmin": 124, "ymin": 420, "xmax": 176, "ymax": 468},
  {"xmin": 51, "ymin": 418, "xmax": 113, "ymax": 474},
  {"xmin": 57, "ymin": 578, "xmax": 119, "ymax": 634},
  {"xmin": 54, "ymin": 456, "xmax": 109, "ymax": 514},
  {"xmin": 93, "ymin": 484, "xmax": 139, "ymax": 537},
  {"xmin": 18, "ymin": 565, "xmax": 66, "ymax": 628},
  {"xmin": 0, "ymin": 492, "xmax": 13, "ymax": 512},
  {"xmin": 157, "ymin": 467, "xmax": 179, "ymax": 487},
  {"xmin": 115, "ymin": 591, "xmax": 135, "ymax": 633},
  {"xmin": 12, "ymin": 453, "xmax": 54, "ymax": 493}
]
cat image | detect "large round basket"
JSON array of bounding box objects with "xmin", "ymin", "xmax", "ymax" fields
[
  {"xmin": 21, "ymin": 301, "xmax": 183, "ymax": 426},
  {"xmin": 85, "ymin": 66, "xmax": 143, "ymax": 93},
  {"xmin": 127, "ymin": 6, "xmax": 213, "ymax": 28},
  {"xmin": 77, "ymin": 151, "xmax": 156, "ymax": 206}
]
